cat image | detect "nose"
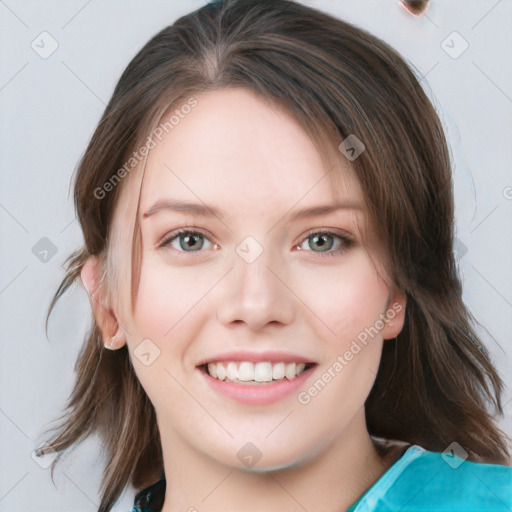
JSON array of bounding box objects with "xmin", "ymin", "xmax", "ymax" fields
[{"xmin": 216, "ymin": 242, "xmax": 295, "ymax": 332}]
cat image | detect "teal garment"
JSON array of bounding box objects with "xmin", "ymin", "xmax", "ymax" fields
[
  {"xmin": 346, "ymin": 445, "xmax": 511, "ymax": 512},
  {"xmin": 130, "ymin": 445, "xmax": 512, "ymax": 512}
]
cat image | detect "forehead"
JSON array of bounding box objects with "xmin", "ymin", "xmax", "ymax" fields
[{"xmin": 117, "ymin": 87, "xmax": 362, "ymax": 226}]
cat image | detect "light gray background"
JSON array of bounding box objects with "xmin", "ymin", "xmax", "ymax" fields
[{"xmin": 1, "ymin": 1, "xmax": 511, "ymax": 511}]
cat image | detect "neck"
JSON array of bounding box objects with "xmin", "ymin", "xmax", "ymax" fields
[{"xmin": 159, "ymin": 410, "xmax": 398, "ymax": 512}]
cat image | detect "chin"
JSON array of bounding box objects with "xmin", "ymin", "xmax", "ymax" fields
[{"xmin": 210, "ymin": 442, "xmax": 314, "ymax": 474}]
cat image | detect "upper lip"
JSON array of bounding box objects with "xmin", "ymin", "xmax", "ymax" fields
[{"xmin": 197, "ymin": 350, "xmax": 317, "ymax": 366}]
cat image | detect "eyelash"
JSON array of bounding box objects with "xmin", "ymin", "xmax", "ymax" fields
[
  {"xmin": 158, "ymin": 228, "xmax": 354, "ymax": 258},
  {"xmin": 299, "ymin": 228, "xmax": 354, "ymax": 257}
]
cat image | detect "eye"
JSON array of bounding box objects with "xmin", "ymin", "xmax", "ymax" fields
[
  {"xmin": 158, "ymin": 229, "xmax": 217, "ymax": 254},
  {"xmin": 297, "ymin": 230, "xmax": 354, "ymax": 258},
  {"xmin": 158, "ymin": 228, "xmax": 354, "ymax": 258}
]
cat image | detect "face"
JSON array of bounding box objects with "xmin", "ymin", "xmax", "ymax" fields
[{"xmin": 100, "ymin": 88, "xmax": 405, "ymax": 471}]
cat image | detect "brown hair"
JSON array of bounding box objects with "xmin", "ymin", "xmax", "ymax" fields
[{"xmin": 36, "ymin": 1, "xmax": 511, "ymax": 510}]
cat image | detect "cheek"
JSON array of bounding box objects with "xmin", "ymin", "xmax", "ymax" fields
[
  {"xmin": 127, "ymin": 261, "xmax": 214, "ymax": 406},
  {"xmin": 131, "ymin": 250, "xmax": 389, "ymax": 346},
  {"xmin": 130, "ymin": 257, "xmax": 222, "ymax": 362},
  {"xmin": 296, "ymin": 252, "xmax": 389, "ymax": 344}
]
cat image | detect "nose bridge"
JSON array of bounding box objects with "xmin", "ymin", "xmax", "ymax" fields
[{"xmin": 216, "ymin": 235, "xmax": 294, "ymax": 330}]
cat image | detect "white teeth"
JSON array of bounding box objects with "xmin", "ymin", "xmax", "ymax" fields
[
  {"xmin": 285, "ymin": 362, "xmax": 296, "ymax": 380},
  {"xmin": 226, "ymin": 361, "xmax": 238, "ymax": 380},
  {"xmin": 216, "ymin": 363, "xmax": 227, "ymax": 381},
  {"xmin": 272, "ymin": 362, "xmax": 285, "ymax": 380},
  {"xmin": 207, "ymin": 363, "xmax": 217, "ymax": 378},
  {"xmin": 238, "ymin": 362, "xmax": 254, "ymax": 381},
  {"xmin": 205, "ymin": 361, "xmax": 310, "ymax": 383},
  {"xmin": 254, "ymin": 362, "xmax": 273, "ymax": 382}
]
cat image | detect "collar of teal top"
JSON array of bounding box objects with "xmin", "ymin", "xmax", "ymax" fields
[{"xmin": 131, "ymin": 445, "xmax": 512, "ymax": 512}]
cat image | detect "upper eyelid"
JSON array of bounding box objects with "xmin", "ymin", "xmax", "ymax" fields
[{"xmin": 302, "ymin": 226, "xmax": 354, "ymax": 240}]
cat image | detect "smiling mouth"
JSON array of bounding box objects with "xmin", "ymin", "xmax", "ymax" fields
[{"xmin": 199, "ymin": 361, "xmax": 316, "ymax": 385}]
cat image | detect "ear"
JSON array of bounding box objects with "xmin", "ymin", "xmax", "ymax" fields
[
  {"xmin": 380, "ymin": 289, "xmax": 407, "ymax": 341},
  {"xmin": 80, "ymin": 256, "xmax": 126, "ymax": 350}
]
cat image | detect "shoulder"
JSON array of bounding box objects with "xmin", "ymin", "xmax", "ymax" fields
[{"xmin": 361, "ymin": 445, "xmax": 512, "ymax": 512}]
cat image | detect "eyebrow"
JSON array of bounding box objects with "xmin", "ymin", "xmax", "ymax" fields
[
  {"xmin": 143, "ymin": 200, "xmax": 226, "ymax": 220},
  {"xmin": 142, "ymin": 199, "xmax": 362, "ymax": 222}
]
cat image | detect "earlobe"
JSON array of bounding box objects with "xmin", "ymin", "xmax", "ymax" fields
[
  {"xmin": 381, "ymin": 290, "xmax": 407, "ymax": 340},
  {"xmin": 106, "ymin": 328, "xmax": 127, "ymax": 350},
  {"xmin": 80, "ymin": 256, "xmax": 127, "ymax": 349}
]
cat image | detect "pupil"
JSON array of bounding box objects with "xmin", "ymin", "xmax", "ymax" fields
[
  {"xmin": 311, "ymin": 234, "xmax": 332, "ymax": 252},
  {"xmin": 182, "ymin": 233, "xmax": 201, "ymax": 250}
]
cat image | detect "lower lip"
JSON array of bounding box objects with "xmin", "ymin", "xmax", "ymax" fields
[{"xmin": 199, "ymin": 365, "xmax": 316, "ymax": 406}]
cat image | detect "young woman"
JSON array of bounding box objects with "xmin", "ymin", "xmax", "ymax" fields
[{"xmin": 36, "ymin": 1, "xmax": 511, "ymax": 511}]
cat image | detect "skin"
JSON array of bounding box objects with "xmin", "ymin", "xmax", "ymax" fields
[{"xmin": 81, "ymin": 88, "xmax": 407, "ymax": 511}]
